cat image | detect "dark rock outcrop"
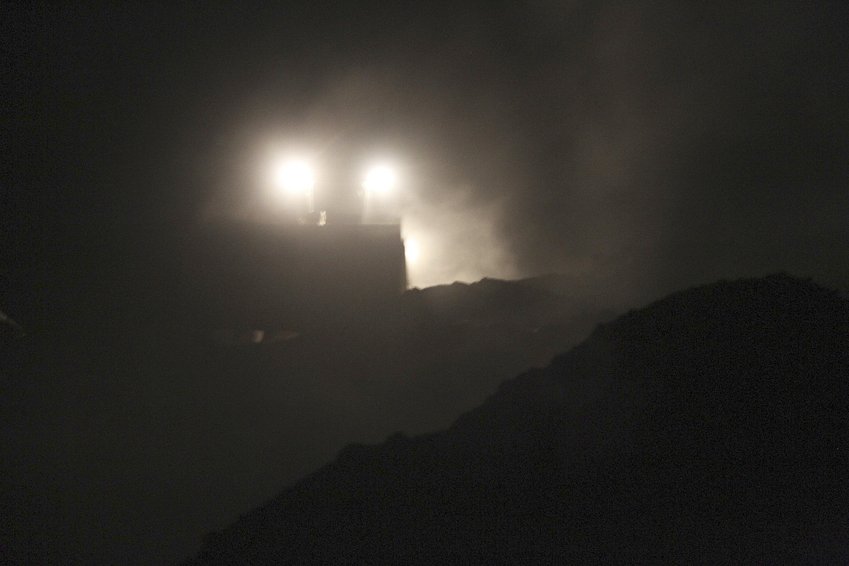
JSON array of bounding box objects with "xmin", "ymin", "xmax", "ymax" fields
[{"xmin": 189, "ymin": 273, "xmax": 847, "ymax": 563}]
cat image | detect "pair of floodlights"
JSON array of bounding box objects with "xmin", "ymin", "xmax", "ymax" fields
[{"xmin": 272, "ymin": 159, "xmax": 397, "ymax": 207}]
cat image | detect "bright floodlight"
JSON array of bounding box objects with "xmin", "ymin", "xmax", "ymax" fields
[
  {"xmin": 274, "ymin": 159, "xmax": 315, "ymax": 195},
  {"xmin": 362, "ymin": 165, "xmax": 397, "ymax": 195}
]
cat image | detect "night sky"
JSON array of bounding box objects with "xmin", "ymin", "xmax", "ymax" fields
[
  {"xmin": 3, "ymin": 2, "xmax": 849, "ymax": 564},
  {"xmin": 5, "ymin": 1, "xmax": 849, "ymax": 293}
]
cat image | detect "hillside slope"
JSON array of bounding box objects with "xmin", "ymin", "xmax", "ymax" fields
[
  {"xmin": 1, "ymin": 270, "xmax": 613, "ymax": 565},
  {"xmin": 187, "ymin": 274, "xmax": 849, "ymax": 564}
]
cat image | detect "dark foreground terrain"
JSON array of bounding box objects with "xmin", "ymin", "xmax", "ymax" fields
[
  {"xmin": 1, "ymin": 269, "xmax": 613, "ymax": 565},
  {"xmin": 187, "ymin": 274, "xmax": 849, "ymax": 564}
]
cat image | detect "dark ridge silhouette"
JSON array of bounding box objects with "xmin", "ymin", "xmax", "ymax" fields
[
  {"xmin": 186, "ymin": 274, "xmax": 849, "ymax": 564},
  {"xmin": 0, "ymin": 265, "xmax": 617, "ymax": 564}
]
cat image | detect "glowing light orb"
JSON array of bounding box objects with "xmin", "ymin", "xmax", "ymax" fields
[
  {"xmin": 404, "ymin": 238, "xmax": 420, "ymax": 264},
  {"xmin": 273, "ymin": 159, "xmax": 315, "ymax": 195},
  {"xmin": 362, "ymin": 165, "xmax": 397, "ymax": 195}
]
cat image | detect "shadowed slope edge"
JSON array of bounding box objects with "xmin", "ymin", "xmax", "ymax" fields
[{"xmin": 187, "ymin": 274, "xmax": 849, "ymax": 564}]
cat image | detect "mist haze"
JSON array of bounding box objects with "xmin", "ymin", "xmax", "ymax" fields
[
  {"xmin": 6, "ymin": 2, "xmax": 848, "ymax": 293},
  {"xmin": 3, "ymin": 2, "xmax": 849, "ymax": 564}
]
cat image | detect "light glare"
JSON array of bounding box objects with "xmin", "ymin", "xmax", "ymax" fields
[
  {"xmin": 274, "ymin": 160, "xmax": 315, "ymax": 195},
  {"xmin": 362, "ymin": 165, "xmax": 396, "ymax": 195},
  {"xmin": 405, "ymin": 238, "xmax": 420, "ymax": 264}
]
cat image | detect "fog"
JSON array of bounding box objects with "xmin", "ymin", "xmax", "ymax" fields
[
  {"xmin": 150, "ymin": 1, "xmax": 849, "ymax": 301},
  {"xmin": 3, "ymin": 2, "xmax": 849, "ymax": 564},
  {"xmin": 403, "ymin": 186, "xmax": 518, "ymax": 287}
]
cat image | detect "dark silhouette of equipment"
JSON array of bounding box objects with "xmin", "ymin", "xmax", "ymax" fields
[{"xmin": 182, "ymin": 215, "xmax": 406, "ymax": 339}]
